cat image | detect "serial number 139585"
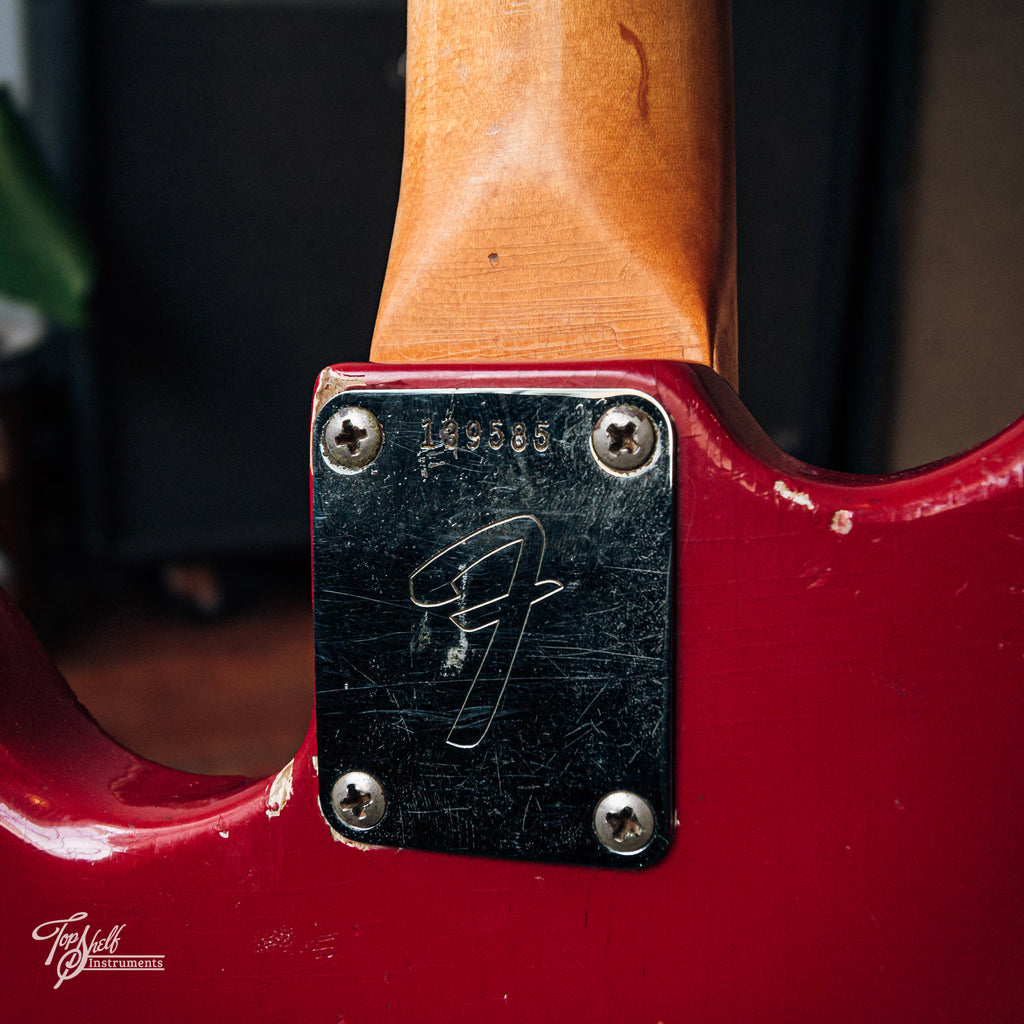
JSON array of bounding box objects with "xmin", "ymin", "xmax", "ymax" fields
[{"xmin": 420, "ymin": 417, "xmax": 551, "ymax": 454}]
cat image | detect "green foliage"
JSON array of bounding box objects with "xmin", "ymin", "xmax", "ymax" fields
[{"xmin": 0, "ymin": 86, "xmax": 94, "ymax": 327}]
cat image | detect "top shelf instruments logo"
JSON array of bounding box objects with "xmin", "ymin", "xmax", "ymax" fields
[{"xmin": 32, "ymin": 912, "xmax": 165, "ymax": 989}]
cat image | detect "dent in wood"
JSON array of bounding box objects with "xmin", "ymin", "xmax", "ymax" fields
[{"xmin": 617, "ymin": 22, "xmax": 650, "ymax": 123}]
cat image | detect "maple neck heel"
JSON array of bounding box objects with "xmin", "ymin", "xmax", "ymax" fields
[{"xmin": 370, "ymin": 0, "xmax": 737, "ymax": 383}]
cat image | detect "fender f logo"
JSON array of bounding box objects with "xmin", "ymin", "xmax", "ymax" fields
[{"xmin": 410, "ymin": 516, "xmax": 563, "ymax": 748}]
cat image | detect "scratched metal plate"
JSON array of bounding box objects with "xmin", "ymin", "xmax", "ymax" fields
[{"xmin": 312, "ymin": 388, "xmax": 674, "ymax": 868}]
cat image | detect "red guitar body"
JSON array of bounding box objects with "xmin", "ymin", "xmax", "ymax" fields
[{"xmin": 2, "ymin": 361, "xmax": 1021, "ymax": 1022}]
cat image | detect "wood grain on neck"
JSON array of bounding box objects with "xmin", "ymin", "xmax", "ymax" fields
[{"xmin": 370, "ymin": 0, "xmax": 737, "ymax": 386}]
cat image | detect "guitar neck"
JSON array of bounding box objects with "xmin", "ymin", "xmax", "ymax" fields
[{"xmin": 370, "ymin": 0, "xmax": 737, "ymax": 385}]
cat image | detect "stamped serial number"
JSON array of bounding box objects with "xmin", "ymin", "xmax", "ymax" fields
[{"xmin": 420, "ymin": 417, "xmax": 551, "ymax": 454}]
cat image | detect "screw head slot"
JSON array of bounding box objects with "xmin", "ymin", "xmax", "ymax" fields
[
  {"xmin": 593, "ymin": 790, "xmax": 656, "ymax": 855},
  {"xmin": 321, "ymin": 407, "xmax": 382, "ymax": 473},
  {"xmin": 591, "ymin": 406, "xmax": 657, "ymax": 474},
  {"xmin": 331, "ymin": 771, "xmax": 386, "ymax": 830}
]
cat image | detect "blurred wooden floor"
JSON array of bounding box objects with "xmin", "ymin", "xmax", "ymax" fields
[{"xmin": 49, "ymin": 582, "xmax": 314, "ymax": 779}]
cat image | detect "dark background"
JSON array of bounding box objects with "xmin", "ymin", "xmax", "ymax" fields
[{"xmin": 0, "ymin": 0, "xmax": 951, "ymax": 622}]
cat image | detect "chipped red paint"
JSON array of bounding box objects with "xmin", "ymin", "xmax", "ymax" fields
[{"xmin": 2, "ymin": 362, "xmax": 1022, "ymax": 1021}]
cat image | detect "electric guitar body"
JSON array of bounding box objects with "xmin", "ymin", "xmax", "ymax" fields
[{"xmin": 1, "ymin": 2, "xmax": 1021, "ymax": 1021}]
